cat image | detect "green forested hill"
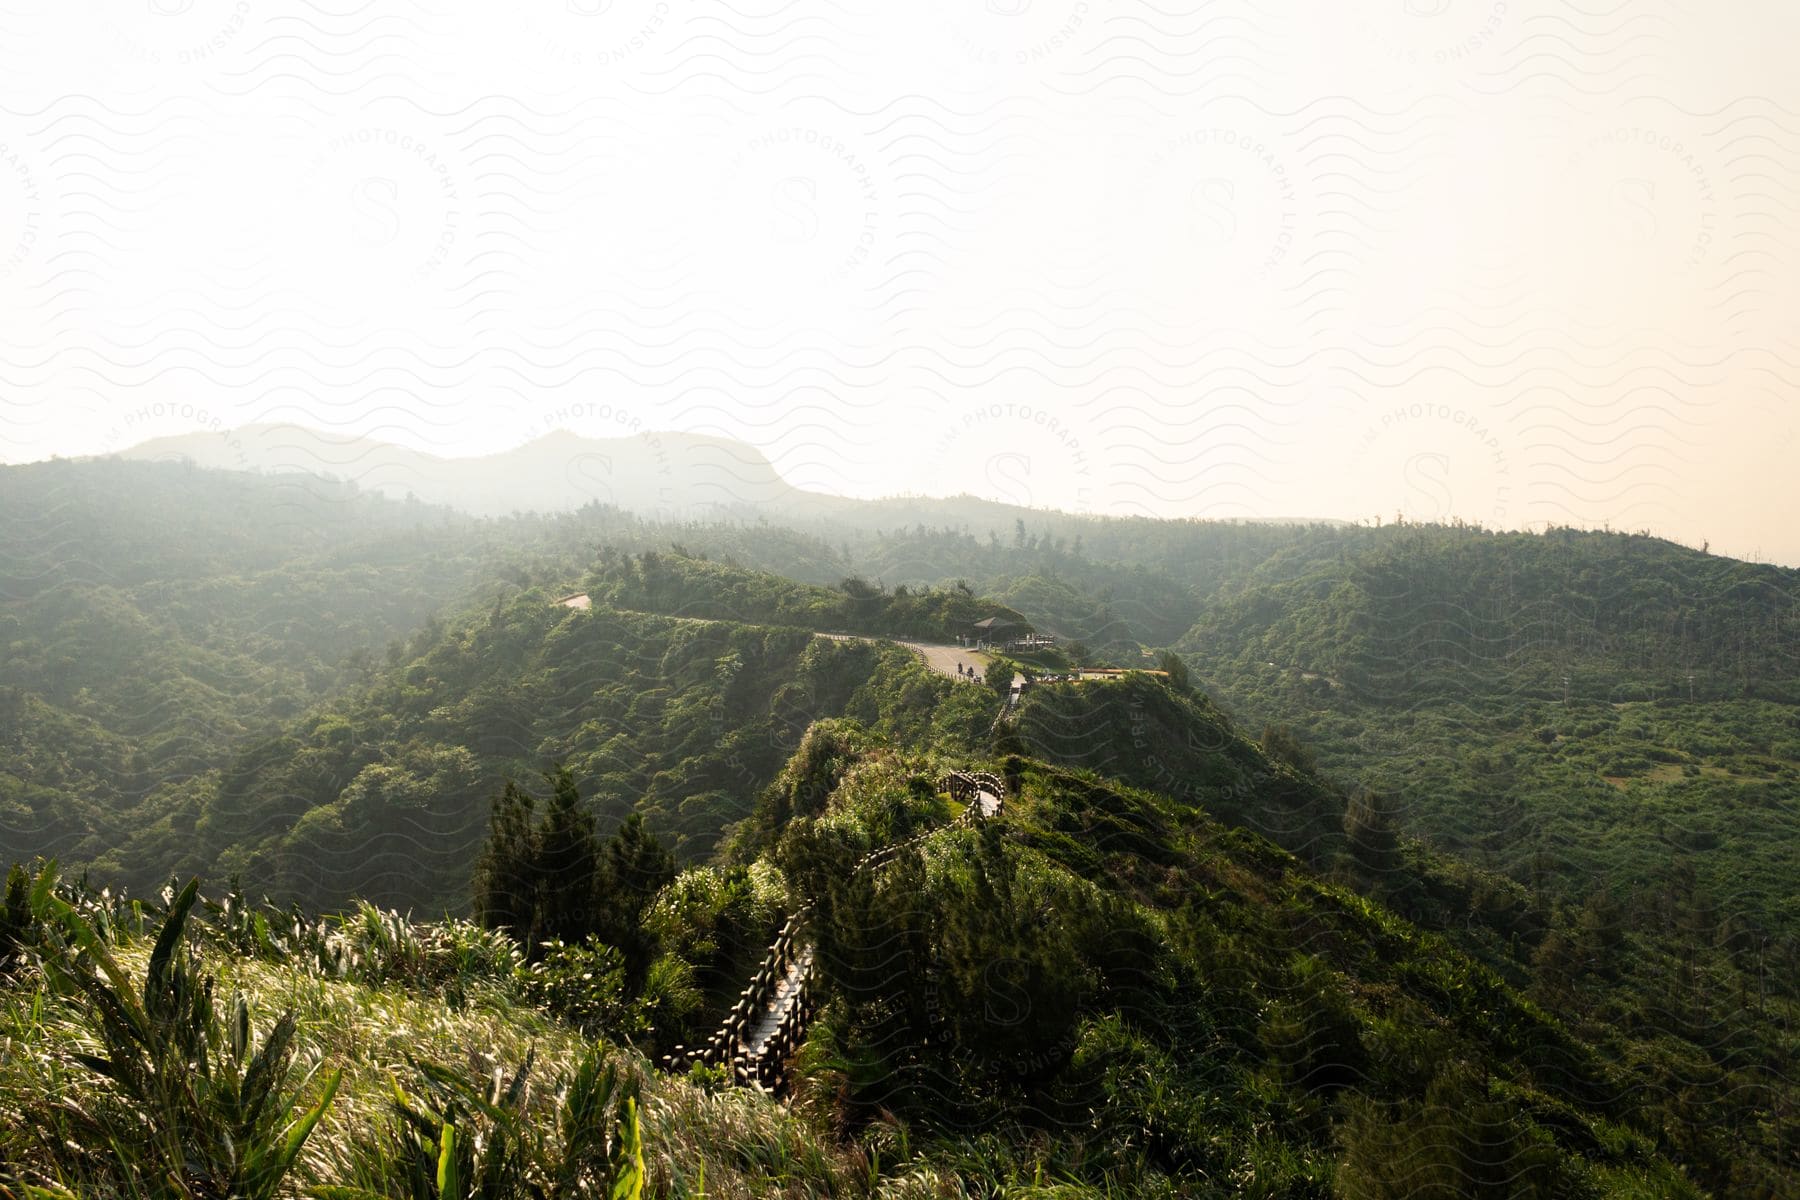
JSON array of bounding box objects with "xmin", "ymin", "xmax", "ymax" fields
[
  {"xmin": 831, "ymin": 514, "xmax": 1320, "ymax": 658},
  {"xmin": 845, "ymin": 517, "xmax": 1800, "ymax": 948},
  {"xmin": 102, "ymin": 594, "xmax": 993, "ymax": 914},
  {"xmin": 1178, "ymin": 525, "xmax": 1798, "ymax": 705},
  {"xmin": 751, "ymin": 723, "xmax": 1717, "ymax": 1196},
  {"xmin": 1151, "ymin": 525, "xmax": 1800, "ymax": 939},
  {"xmin": 0, "ymin": 460, "xmax": 945, "ymax": 878},
  {"xmin": 842, "ymin": 518, "xmax": 1799, "ymax": 690},
  {"xmin": 997, "ymin": 673, "xmax": 1795, "ymax": 1190},
  {"xmin": 6, "ymin": 456, "xmax": 1799, "ymax": 1193},
  {"xmin": 50, "ymin": 530, "xmax": 1021, "ymax": 914},
  {"xmin": 580, "ymin": 547, "xmax": 1029, "ymax": 640},
  {"xmin": 2, "ymin": 461, "xmax": 489, "ymax": 873},
  {"xmin": 10, "ymin": 463, "xmax": 1794, "ymax": 944}
]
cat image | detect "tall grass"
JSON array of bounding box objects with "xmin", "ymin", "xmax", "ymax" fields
[
  {"xmin": 0, "ymin": 864, "xmax": 882, "ymax": 1199},
  {"xmin": 311, "ymin": 1044, "xmax": 642, "ymax": 1198},
  {"xmin": 13, "ymin": 868, "xmax": 339, "ymax": 1197}
]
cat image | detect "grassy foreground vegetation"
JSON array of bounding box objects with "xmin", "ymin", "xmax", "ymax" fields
[{"xmin": 0, "ymin": 865, "xmax": 891, "ymax": 1198}]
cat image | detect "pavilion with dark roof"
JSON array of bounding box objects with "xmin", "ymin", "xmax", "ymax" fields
[{"xmin": 968, "ymin": 615, "xmax": 1036, "ymax": 649}]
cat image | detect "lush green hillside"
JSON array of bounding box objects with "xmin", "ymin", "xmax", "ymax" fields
[
  {"xmin": 1, "ymin": 461, "xmax": 491, "ymax": 871},
  {"xmin": 1005, "ymin": 673, "xmax": 1350, "ymax": 862},
  {"xmin": 882, "ymin": 520, "xmax": 1800, "ymax": 961},
  {"xmin": 3, "ymin": 698, "xmax": 1721, "ymax": 1196},
  {"xmin": 1118, "ymin": 532, "xmax": 1800, "ymax": 1199},
  {"xmin": 582, "ymin": 547, "xmax": 1029, "ymax": 641},
  {"xmin": 1179, "ymin": 525, "xmax": 1798, "ymax": 705},
  {"xmin": 126, "ymin": 594, "xmax": 973, "ymax": 914},
  {"xmin": 768, "ymin": 732, "xmax": 1707, "ymax": 1197},
  {"xmin": 1000, "ymin": 673, "xmax": 1550, "ymax": 954},
  {"xmin": 833, "ymin": 520, "xmax": 1799, "ymax": 704},
  {"xmin": 57, "ymin": 541, "xmax": 1014, "ymax": 914},
  {"xmin": 0, "ymin": 461, "xmax": 947, "ymax": 882},
  {"xmin": 1156, "ymin": 524, "xmax": 1800, "ymax": 952}
]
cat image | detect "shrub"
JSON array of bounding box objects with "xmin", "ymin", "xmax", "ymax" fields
[
  {"xmin": 516, "ymin": 938, "xmax": 632, "ymax": 1036},
  {"xmin": 1259, "ymin": 956, "xmax": 1367, "ymax": 1100},
  {"xmin": 1333, "ymin": 1064, "xmax": 1574, "ymax": 1199},
  {"xmin": 1262, "ymin": 724, "xmax": 1317, "ymax": 775},
  {"xmin": 1344, "ymin": 789, "xmax": 1400, "ymax": 877},
  {"xmin": 0, "ymin": 863, "xmax": 34, "ymax": 972}
]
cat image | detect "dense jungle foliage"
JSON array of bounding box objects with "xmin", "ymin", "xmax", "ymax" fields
[{"xmin": 2, "ymin": 455, "xmax": 1796, "ymax": 1195}]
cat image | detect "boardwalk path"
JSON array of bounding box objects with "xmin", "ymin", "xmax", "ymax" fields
[
  {"xmin": 742, "ymin": 945, "xmax": 815, "ymax": 1060},
  {"xmin": 664, "ymin": 770, "xmax": 1006, "ymax": 1096}
]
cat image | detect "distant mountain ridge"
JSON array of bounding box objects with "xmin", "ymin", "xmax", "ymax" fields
[
  {"xmin": 108, "ymin": 422, "xmax": 1356, "ymax": 529},
  {"xmin": 113, "ymin": 423, "xmax": 806, "ymax": 519}
]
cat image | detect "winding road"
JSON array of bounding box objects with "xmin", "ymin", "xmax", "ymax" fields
[{"xmin": 563, "ymin": 599, "xmax": 990, "ymax": 684}]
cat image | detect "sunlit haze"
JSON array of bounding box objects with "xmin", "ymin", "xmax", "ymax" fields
[{"xmin": 3, "ymin": 2, "xmax": 1797, "ymax": 562}]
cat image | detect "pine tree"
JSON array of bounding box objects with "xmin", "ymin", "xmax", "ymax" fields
[
  {"xmin": 1157, "ymin": 650, "xmax": 1191, "ymax": 693},
  {"xmin": 537, "ymin": 765, "xmax": 602, "ymax": 947},
  {"xmin": 474, "ymin": 780, "xmax": 540, "ymax": 946},
  {"xmin": 596, "ymin": 813, "xmax": 676, "ymax": 973},
  {"xmin": 474, "ymin": 767, "xmax": 606, "ymax": 958}
]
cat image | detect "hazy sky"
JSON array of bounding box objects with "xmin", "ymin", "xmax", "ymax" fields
[{"xmin": 3, "ymin": 2, "xmax": 1797, "ymax": 562}]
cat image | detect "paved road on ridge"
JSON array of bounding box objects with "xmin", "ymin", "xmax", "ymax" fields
[
  {"xmin": 897, "ymin": 640, "xmax": 992, "ymax": 680},
  {"xmin": 811, "ymin": 631, "xmax": 992, "ymax": 681},
  {"xmin": 561, "ymin": 598, "xmax": 991, "ymax": 684}
]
